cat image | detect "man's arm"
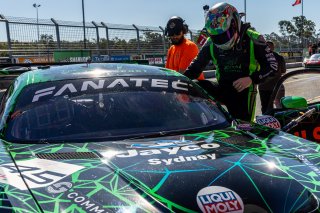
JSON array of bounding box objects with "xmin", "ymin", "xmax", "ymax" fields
[
  {"xmin": 165, "ymin": 47, "xmax": 173, "ymax": 69},
  {"xmin": 183, "ymin": 41, "xmax": 212, "ymax": 79},
  {"xmin": 251, "ymin": 36, "xmax": 278, "ymax": 84},
  {"xmin": 278, "ymin": 54, "xmax": 286, "ymax": 74}
]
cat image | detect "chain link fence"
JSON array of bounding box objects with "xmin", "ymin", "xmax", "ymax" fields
[{"xmin": 0, "ymin": 15, "xmax": 201, "ymax": 65}]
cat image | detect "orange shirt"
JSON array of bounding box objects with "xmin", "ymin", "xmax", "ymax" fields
[{"xmin": 165, "ymin": 38, "xmax": 205, "ymax": 80}]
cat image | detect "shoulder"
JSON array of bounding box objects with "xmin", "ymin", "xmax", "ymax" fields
[
  {"xmin": 167, "ymin": 45, "xmax": 175, "ymax": 55},
  {"xmin": 168, "ymin": 45, "xmax": 175, "ymax": 51},
  {"xmin": 246, "ymin": 28, "xmax": 266, "ymax": 46},
  {"xmin": 185, "ymin": 39, "xmax": 197, "ymax": 47},
  {"xmin": 184, "ymin": 39, "xmax": 199, "ymax": 51}
]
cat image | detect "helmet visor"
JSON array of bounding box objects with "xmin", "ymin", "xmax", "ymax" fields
[{"xmin": 211, "ymin": 25, "xmax": 235, "ymax": 45}]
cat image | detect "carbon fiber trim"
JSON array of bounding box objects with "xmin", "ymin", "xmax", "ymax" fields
[{"xmin": 35, "ymin": 152, "xmax": 101, "ymax": 160}]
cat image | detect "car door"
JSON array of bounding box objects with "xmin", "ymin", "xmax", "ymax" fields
[{"xmin": 264, "ymin": 68, "xmax": 320, "ymax": 142}]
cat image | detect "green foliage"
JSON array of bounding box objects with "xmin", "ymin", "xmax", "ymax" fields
[
  {"xmin": 40, "ymin": 34, "xmax": 55, "ymax": 48},
  {"xmin": 278, "ymin": 16, "xmax": 316, "ymax": 47},
  {"xmin": 0, "ymin": 42, "xmax": 9, "ymax": 57}
]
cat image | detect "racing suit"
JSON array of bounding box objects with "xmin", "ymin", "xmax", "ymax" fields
[
  {"xmin": 258, "ymin": 51, "xmax": 286, "ymax": 114},
  {"xmin": 184, "ymin": 23, "xmax": 278, "ymax": 121}
]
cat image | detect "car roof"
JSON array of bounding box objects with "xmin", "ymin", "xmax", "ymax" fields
[
  {"xmin": 10, "ymin": 63, "xmax": 182, "ymax": 97},
  {"xmin": 15, "ymin": 63, "xmax": 180, "ymax": 85}
]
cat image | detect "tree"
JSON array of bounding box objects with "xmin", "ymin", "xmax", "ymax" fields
[
  {"xmin": 0, "ymin": 42, "xmax": 9, "ymax": 57},
  {"xmin": 40, "ymin": 34, "xmax": 55, "ymax": 49},
  {"xmin": 279, "ymin": 16, "xmax": 316, "ymax": 47},
  {"xmin": 264, "ymin": 32, "xmax": 284, "ymax": 49},
  {"xmin": 142, "ymin": 31, "xmax": 162, "ymax": 43},
  {"xmin": 140, "ymin": 31, "xmax": 163, "ymax": 54}
]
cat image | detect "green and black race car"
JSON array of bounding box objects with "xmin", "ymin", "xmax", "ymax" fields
[
  {"xmin": 260, "ymin": 68, "xmax": 320, "ymax": 143},
  {"xmin": 0, "ymin": 63, "xmax": 319, "ymax": 212}
]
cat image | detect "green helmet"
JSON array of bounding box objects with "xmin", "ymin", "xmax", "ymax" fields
[{"xmin": 205, "ymin": 2, "xmax": 241, "ymax": 50}]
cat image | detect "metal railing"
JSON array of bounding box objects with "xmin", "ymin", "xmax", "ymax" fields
[
  {"xmin": 0, "ymin": 14, "xmax": 305, "ymax": 65},
  {"xmin": 0, "ymin": 14, "xmax": 201, "ymax": 64}
]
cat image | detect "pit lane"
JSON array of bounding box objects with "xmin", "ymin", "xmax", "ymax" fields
[{"xmin": 255, "ymin": 69, "xmax": 320, "ymax": 116}]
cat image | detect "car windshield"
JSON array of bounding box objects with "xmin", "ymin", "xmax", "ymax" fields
[
  {"xmin": 310, "ymin": 54, "xmax": 320, "ymax": 60},
  {"xmin": 5, "ymin": 76, "xmax": 229, "ymax": 143}
]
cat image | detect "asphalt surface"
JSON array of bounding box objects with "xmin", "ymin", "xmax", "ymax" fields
[{"xmin": 205, "ymin": 67, "xmax": 311, "ymax": 117}]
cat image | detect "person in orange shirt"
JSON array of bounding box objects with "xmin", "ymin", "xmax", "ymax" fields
[{"xmin": 165, "ymin": 16, "xmax": 205, "ymax": 80}]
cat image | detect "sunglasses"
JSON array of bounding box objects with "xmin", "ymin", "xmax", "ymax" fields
[{"xmin": 166, "ymin": 28, "xmax": 183, "ymax": 37}]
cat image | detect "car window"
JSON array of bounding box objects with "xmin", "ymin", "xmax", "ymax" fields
[
  {"xmin": 273, "ymin": 73, "xmax": 320, "ymax": 109},
  {"xmin": 5, "ymin": 76, "xmax": 228, "ymax": 143},
  {"xmin": 0, "ymin": 85, "xmax": 14, "ymax": 117},
  {"xmin": 310, "ymin": 54, "xmax": 320, "ymax": 60}
]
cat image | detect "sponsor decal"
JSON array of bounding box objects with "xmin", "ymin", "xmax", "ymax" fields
[
  {"xmin": 255, "ymin": 115, "xmax": 281, "ymax": 129},
  {"xmin": 23, "ymin": 59, "xmax": 33, "ymax": 63},
  {"xmin": 47, "ymin": 181, "xmax": 73, "ymax": 194},
  {"xmin": 32, "ymin": 78, "xmax": 189, "ymax": 102},
  {"xmin": 67, "ymin": 192, "xmax": 105, "ymax": 213},
  {"xmin": 148, "ymin": 153, "xmax": 216, "ymax": 165},
  {"xmin": 197, "ymin": 33, "xmax": 208, "ymax": 46},
  {"xmin": 235, "ymin": 123, "xmax": 253, "ymax": 131},
  {"xmin": 146, "ymin": 57, "xmax": 164, "ymax": 65},
  {"xmin": 265, "ymin": 53, "xmax": 274, "ymax": 57},
  {"xmin": 121, "ymin": 139, "xmax": 196, "ymax": 149},
  {"xmin": 16, "ymin": 57, "xmax": 53, "ymax": 64},
  {"xmin": 0, "ymin": 159, "xmax": 84, "ymax": 190},
  {"xmin": 197, "ymin": 186, "xmax": 244, "ymax": 213},
  {"xmin": 116, "ymin": 142, "xmax": 220, "ymax": 165},
  {"xmin": 116, "ymin": 142, "xmax": 219, "ymax": 158},
  {"xmin": 294, "ymin": 127, "xmax": 320, "ymax": 140}
]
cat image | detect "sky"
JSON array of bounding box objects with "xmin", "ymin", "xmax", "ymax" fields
[{"xmin": 0, "ymin": 0, "xmax": 319, "ymax": 36}]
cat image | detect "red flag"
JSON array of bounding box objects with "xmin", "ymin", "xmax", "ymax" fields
[{"xmin": 292, "ymin": 0, "xmax": 301, "ymax": 6}]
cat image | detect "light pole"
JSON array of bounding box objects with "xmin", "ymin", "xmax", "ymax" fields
[
  {"xmin": 33, "ymin": 3, "xmax": 41, "ymax": 57},
  {"xmin": 82, "ymin": 0, "xmax": 87, "ymax": 49},
  {"xmin": 244, "ymin": 0, "xmax": 247, "ymax": 22}
]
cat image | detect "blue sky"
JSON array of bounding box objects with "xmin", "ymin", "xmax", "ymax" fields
[{"xmin": 0, "ymin": 0, "xmax": 319, "ymax": 35}]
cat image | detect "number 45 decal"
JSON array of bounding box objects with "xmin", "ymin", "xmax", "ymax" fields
[{"xmin": 0, "ymin": 158, "xmax": 84, "ymax": 190}]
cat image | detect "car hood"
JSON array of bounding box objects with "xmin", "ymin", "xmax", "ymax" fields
[
  {"xmin": 2, "ymin": 125, "xmax": 320, "ymax": 212},
  {"xmin": 306, "ymin": 59, "xmax": 320, "ymax": 64}
]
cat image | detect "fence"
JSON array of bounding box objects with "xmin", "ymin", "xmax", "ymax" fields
[
  {"xmin": 0, "ymin": 15, "xmax": 200, "ymax": 65},
  {"xmin": 0, "ymin": 14, "xmax": 304, "ymax": 66}
]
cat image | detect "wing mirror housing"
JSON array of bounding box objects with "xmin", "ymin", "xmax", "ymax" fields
[{"xmin": 281, "ymin": 96, "xmax": 307, "ymax": 109}]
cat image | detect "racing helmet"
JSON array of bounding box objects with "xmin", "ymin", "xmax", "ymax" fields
[
  {"xmin": 205, "ymin": 2, "xmax": 241, "ymax": 50},
  {"xmin": 165, "ymin": 16, "xmax": 188, "ymax": 36}
]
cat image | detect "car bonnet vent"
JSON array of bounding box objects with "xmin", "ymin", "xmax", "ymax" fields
[
  {"xmin": 36, "ymin": 152, "xmax": 101, "ymax": 160},
  {"xmin": 219, "ymin": 135, "xmax": 252, "ymax": 145}
]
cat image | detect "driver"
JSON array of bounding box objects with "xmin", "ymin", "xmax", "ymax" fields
[{"xmin": 184, "ymin": 2, "xmax": 278, "ymax": 121}]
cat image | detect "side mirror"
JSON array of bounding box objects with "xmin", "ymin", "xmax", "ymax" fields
[{"xmin": 281, "ymin": 96, "xmax": 307, "ymax": 109}]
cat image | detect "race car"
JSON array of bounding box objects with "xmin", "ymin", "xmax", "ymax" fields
[
  {"xmin": 259, "ymin": 68, "xmax": 320, "ymax": 143},
  {"xmin": 303, "ymin": 53, "xmax": 320, "ymax": 68},
  {"xmin": 0, "ymin": 63, "xmax": 319, "ymax": 212}
]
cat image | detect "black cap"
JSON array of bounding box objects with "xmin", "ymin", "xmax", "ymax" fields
[{"xmin": 165, "ymin": 16, "xmax": 184, "ymax": 36}]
